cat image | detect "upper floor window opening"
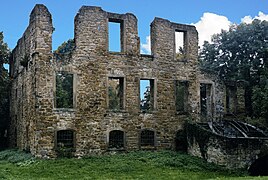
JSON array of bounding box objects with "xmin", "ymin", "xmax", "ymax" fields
[
  {"xmin": 175, "ymin": 30, "xmax": 186, "ymax": 60},
  {"xmin": 175, "ymin": 80, "xmax": 189, "ymax": 113},
  {"xmin": 140, "ymin": 79, "xmax": 155, "ymax": 112},
  {"xmin": 200, "ymin": 83, "xmax": 213, "ymax": 119},
  {"xmin": 108, "ymin": 19, "xmax": 124, "ymax": 52},
  {"xmin": 56, "ymin": 72, "xmax": 74, "ymax": 109},
  {"xmin": 108, "ymin": 77, "xmax": 124, "ymax": 110}
]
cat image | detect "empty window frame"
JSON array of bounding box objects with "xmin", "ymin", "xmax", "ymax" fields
[
  {"xmin": 56, "ymin": 130, "xmax": 74, "ymax": 149},
  {"xmin": 175, "ymin": 81, "xmax": 189, "ymax": 112},
  {"xmin": 175, "ymin": 30, "xmax": 186, "ymax": 59},
  {"xmin": 200, "ymin": 83, "xmax": 212, "ymax": 118},
  {"xmin": 108, "ymin": 130, "xmax": 124, "ymax": 149},
  {"xmin": 108, "ymin": 77, "xmax": 124, "ymax": 110},
  {"xmin": 56, "ymin": 72, "xmax": 74, "ymax": 108},
  {"xmin": 108, "ymin": 19, "xmax": 123, "ymax": 52},
  {"xmin": 140, "ymin": 79, "xmax": 154, "ymax": 112},
  {"xmin": 140, "ymin": 129, "xmax": 155, "ymax": 147},
  {"xmin": 226, "ymin": 85, "xmax": 238, "ymax": 114}
]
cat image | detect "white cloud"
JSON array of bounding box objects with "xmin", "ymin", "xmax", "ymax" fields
[
  {"xmin": 141, "ymin": 36, "xmax": 151, "ymax": 54},
  {"xmin": 192, "ymin": 12, "xmax": 231, "ymax": 47},
  {"xmin": 140, "ymin": 12, "xmax": 268, "ymax": 52},
  {"xmin": 241, "ymin": 11, "xmax": 268, "ymax": 24}
]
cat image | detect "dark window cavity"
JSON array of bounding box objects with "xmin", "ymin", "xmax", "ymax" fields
[
  {"xmin": 140, "ymin": 129, "xmax": 155, "ymax": 147},
  {"xmin": 108, "ymin": 130, "xmax": 124, "ymax": 149},
  {"xmin": 226, "ymin": 85, "xmax": 237, "ymax": 114},
  {"xmin": 56, "ymin": 72, "xmax": 73, "ymax": 108},
  {"xmin": 108, "ymin": 77, "xmax": 124, "ymax": 110},
  {"xmin": 56, "ymin": 130, "xmax": 74, "ymax": 149}
]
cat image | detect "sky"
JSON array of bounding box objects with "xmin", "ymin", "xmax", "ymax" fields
[
  {"xmin": 1, "ymin": 0, "xmax": 268, "ymax": 98},
  {"xmin": 1, "ymin": 0, "xmax": 268, "ymax": 52}
]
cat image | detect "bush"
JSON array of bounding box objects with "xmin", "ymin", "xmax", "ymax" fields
[{"xmin": 0, "ymin": 149, "xmax": 35, "ymax": 164}]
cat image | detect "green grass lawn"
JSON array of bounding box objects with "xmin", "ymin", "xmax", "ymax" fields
[{"xmin": 0, "ymin": 149, "xmax": 265, "ymax": 180}]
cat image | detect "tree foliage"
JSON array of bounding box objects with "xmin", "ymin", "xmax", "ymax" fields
[
  {"xmin": 199, "ymin": 20, "xmax": 268, "ymax": 120},
  {"xmin": 54, "ymin": 39, "xmax": 75, "ymax": 61},
  {"xmin": 56, "ymin": 73, "xmax": 73, "ymax": 108},
  {"xmin": 140, "ymin": 86, "xmax": 152, "ymax": 112},
  {"xmin": 0, "ymin": 32, "xmax": 10, "ymax": 148}
]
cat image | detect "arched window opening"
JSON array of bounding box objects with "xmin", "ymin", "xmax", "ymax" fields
[
  {"xmin": 56, "ymin": 130, "xmax": 75, "ymax": 157},
  {"xmin": 140, "ymin": 129, "xmax": 155, "ymax": 147},
  {"xmin": 109, "ymin": 130, "xmax": 124, "ymax": 149}
]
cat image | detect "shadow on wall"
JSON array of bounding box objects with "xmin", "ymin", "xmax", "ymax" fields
[{"xmin": 249, "ymin": 155, "xmax": 268, "ymax": 176}]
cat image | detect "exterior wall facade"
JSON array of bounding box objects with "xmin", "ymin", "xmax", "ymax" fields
[
  {"xmin": 9, "ymin": 5, "xmax": 53, "ymax": 156},
  {"xmin": 10, "ymin": 4, "xmax": 203, "ymax": 158}
]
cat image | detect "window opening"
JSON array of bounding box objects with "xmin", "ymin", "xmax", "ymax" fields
[
  {"xmin": 108, "ymin": 77, "xmax": 124, "ymax": 110},
  {"xmin": 226, "ymin": 85, "xmax": 237, "ymax": 114},
  {"xmin": 57, "ymin": 130, "xmax": 74, "ymax": 148},
  {"xmin": 175, "ymin": 130, "xmax": 187, "ymax": 152},
  {"xmin": 200, "ymin": 83, "xmax": 212, "ymax": 118},
  {"xmin": 108, "ymin": 130, "xmax": 124, "ymax": 149},
  {"xmin": 140, "ymin": 129, "xmax": 155, "ymax": 147},
  {"xmin": 175, "ymin": 31, "xmax": 186, "ymax": 59},
  {"xmin": 56, "ymin": 130, "xmax": 75, "ymax": 157},
  {"xmin": 140, "ymin": 79, "xmax": 154, "ymax": 112},
  {"xmin": 109, "ymin": 20, "xmax": 122, "ymax": 52},
  {"xmin": 56, "ymin": 72, "xmax": 73, "ymax": 108},
  {"xmin": 175, "ymin": 81, "xmax": 188, "ymax": 112}
]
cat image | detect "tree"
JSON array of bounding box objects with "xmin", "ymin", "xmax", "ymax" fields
[
  {"xmin": 0, "ymin": 32, "xmax": 9, "ymax": 80},
  {"xmin": 0, "ymin": 32, "xmax": 10, "ymax": 149},
  {"xmin": 140, "ymin": 86, "xmax": 151, "ymax": 112},
  {"xmin": 54, "ymin": 39, "xmax": 75, "ymax": 61},
  {"xmin": 56, "ymin": 73, "xmax": 73, "ymax": 108},
  {"xmin": 199, "ymin": 20, "xmax": 268, "ymax": 118},
  {"xmin": 54, "ymin": 39, "xmax": 75, "ymax": 109}
]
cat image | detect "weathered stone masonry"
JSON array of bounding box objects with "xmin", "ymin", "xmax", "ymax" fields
[{"xmin": 10, "ymin": 4, "xmax": 205, "ymax": 158}]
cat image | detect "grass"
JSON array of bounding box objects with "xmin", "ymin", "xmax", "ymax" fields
[{"xmin": 0, "ymin": 149, "xmax": 265, "ymax": 179}]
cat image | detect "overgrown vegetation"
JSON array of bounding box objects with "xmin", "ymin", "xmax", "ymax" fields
[
  {"xmin": 0, "ymin": 149, "xmax": 35, "ymax": 164},
  {"xmin": 56, "ymin": 72, "xmax": 73, "ymax": 108},
  {"xmin": 0, "ymin": 32, "xmax": 10, "ymax": 149},
  {"xmin": 0, "ymin": 150, "xmax": 254, "ymax": 179},
  {"xmin": 199, "ymin": 19, "xmax": 268, "ymax": 124},
  {"xmin": 54, "ymin": 39, "xmax": 75, "ymax": 62},
  {"xmin": 140, "ymin": 84, "xmax": 152, "ymax": 112}
]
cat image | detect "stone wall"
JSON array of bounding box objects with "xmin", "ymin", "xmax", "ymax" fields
[
  {"xmin": 10, "ymin": 4, "xmax": 203, "ymax": 158},
  {"xmin": 9, "ymin": 4, "xmax": 53, "ymax": 157},
  {"xmin": 187, "ymin": 123, "xmax": 268, "ymax": 169}
]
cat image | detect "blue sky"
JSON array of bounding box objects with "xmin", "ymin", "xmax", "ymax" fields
[{"xmin": 1, "ymin": 0, "xmax": 268, "ymax": 51}]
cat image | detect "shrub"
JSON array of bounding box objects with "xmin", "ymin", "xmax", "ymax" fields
[{"xmin": 0, "ymin": 149, "xmax": 35, "ymax": 164}]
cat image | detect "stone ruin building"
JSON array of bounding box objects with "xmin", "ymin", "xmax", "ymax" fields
[{"xmin": 9, "ymin": 4, "xmax": 268, "ymax": 171}]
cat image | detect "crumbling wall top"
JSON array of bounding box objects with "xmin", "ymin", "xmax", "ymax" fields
[
  {"xmin": 151, "ymin": 17, "xmax": 197, "ymax": 32},
  {"xmin": 30, "ymin": 4, "xmax": 52, "ymax": 24}
]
